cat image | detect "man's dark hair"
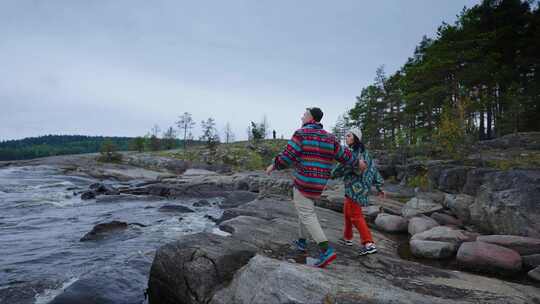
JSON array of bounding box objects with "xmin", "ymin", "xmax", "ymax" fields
[{"xmin": 307, "ymin": 107, "xmax": 324, "ymax": 122}]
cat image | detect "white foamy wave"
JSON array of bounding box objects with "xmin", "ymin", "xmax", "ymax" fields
[
  {"xmin": 34, "ymin": 277, "xmax": 78, "ymax": 304},
  {"xmin": 211, "ymin": 227, "xmax": 231, "ymax": 237},
  {"xmin": 35, "ymin": 181, "xmax": 75, "ymax": 189}
]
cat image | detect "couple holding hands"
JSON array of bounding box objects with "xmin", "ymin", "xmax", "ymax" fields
[{"xmin": 266, "ymin": 107, "xmax": 384, "ymax": 268}]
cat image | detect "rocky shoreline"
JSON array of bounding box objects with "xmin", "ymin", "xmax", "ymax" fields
[{"xmin": 3, "ymin": 134, "xmax": 539, "ymax": 304}]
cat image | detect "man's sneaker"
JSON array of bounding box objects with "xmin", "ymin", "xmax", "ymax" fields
[
  {"xmin": 293, "ymin": 239, "xmax": 307, "ymax": 252},
  {"xmin": 338, "ymin": 238, "xmax": 353, "ymax": 246},
  {"xmin": 314, "ymin": 246, "xmax": 337, "ymax": 268},
  {"xmin": 359, "ymin": 243, "xmax": 377, "ymax": 256}
]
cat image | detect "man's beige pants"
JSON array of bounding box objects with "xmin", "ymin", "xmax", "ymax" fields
[{"xmin": 293, "ymin": 187, "xmax": 328, "ymax": 244}]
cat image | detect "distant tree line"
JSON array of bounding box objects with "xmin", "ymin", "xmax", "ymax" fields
[
  {"xmin": 337, "ymin": 0, "xmax": 540, "ymax": 156},
  {"xmin": 0, "ymin": 135, "xmax": 133, "ymax": 161},
  {"xmin": 0, "ymin": 114, "xmax": 277, "ymax": 160}
]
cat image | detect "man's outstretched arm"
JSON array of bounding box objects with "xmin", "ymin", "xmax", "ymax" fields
[{"xmin": 267, "ymin": 131, "xmax": 302, "ymax": 174}]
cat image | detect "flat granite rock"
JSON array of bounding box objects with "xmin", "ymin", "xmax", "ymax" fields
[{"xmin": 149, "ymin": 197, "xmax": 540, "ymax": 304}]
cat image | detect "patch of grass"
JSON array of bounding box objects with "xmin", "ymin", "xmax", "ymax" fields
[
  {"xmin": 407, "ymin": 173, "xmax": 429, "ymax": 190},
  {"xmin": 485, "ymin": 154, "xmax": 540, "ymax": 170},
  {"xmin": 159, "ymin": 139, "xmax": 288, "ymax": 171}
]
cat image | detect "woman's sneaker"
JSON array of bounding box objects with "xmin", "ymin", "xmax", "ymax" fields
[
  {"xmin": 338, "ymin": 238, "xmax": 353, "ymax": 246},
  {"xmin": 293, "ymin": 239, "xmax": 307, "ymax": 252},
  {"xmin": 359, "ymin": 243, "xmax": 377, "ymax": 256},
  {"xmin": 314, "ymin": 246, "xmax": 337, "ymax": 268}
]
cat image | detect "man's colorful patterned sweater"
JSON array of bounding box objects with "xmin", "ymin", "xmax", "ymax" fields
[{"xmin": 273, "ymin": 122, "xmax": 357, "ymax": 198}]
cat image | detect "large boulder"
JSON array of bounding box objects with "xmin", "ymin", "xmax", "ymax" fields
[
  {"xmin": 523, "ymin": 254, "xmax": 540, "ymax": 269},
  {"xmin": 362, "ymin": 205, "xmax": 381, "ymax": 222},
  {"xmin": 528, "ymin": 267, "xmax": 540, "ymax": 281},
  {"xmin": 462, "ymin": 168, "xmax": 498, "ymax": 196},
  {"xmin": 469, "ymin": 170, "xmax": 540, "ymax": 238},
  {"xmin": 476, "ymin": 235, "xmax": 540, "ymax": 256},
  {"xmin": 408, "ymin": 215, "xmax": 440, "ymax": 236},
  {"xmin": 410, "ymin": 240, "xmax": 457, "ymax": 259},
  {"xmin": 147, "ymin": 197, "xmax": 540, "ymax": 304},
  {"xmin": 411, "ymin": 226, "xmax": 475, "ymax": 247},
  {"xmin": 431, "ymin": 212, "xmax": 463, "ymax": 227},
  {"xmin": 49, "ymin": 260, "xmax": 150, "ymax": 304},
  {"xmin": 147, "ymin": 233, "xmax": 257, "ymax": 304},
  {"xmin": 457, "ymin": 241, "xmax": 522, "ymax": 274},
  {"xmin": 220, "ymin": 191, "xmax": 258, "ymax": 209},
  {"xmin": 443, "ymin": 194, "xmax": 474, "ymax": 223},
  {"xmin": 402, "ymin": 197, "xmax": 443, "ymax": 218},
  {"xmin": 374, "ymin": 213, "xmax": 408, "ymax": 233},
  {"xmin": 437, "ymin": 166, "xmax": 474, "ymax": 193},
  {"xmin": 80, "ymin": 221, "xmax": 128, "ymax": 242}
]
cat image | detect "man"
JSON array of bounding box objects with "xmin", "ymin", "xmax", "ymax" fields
[{"xmin": 266, "ymin": 107, "xmax": 365, "ymax": 268}]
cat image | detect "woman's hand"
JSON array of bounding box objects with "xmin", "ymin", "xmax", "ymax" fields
[
  {"xmin": 358, "ymin": 159, "xmax": 367, "ymax": 172},
  {"xmin": 377, "ymin": 190, "xmax": 386, "ymax": 199},
  {"xmin": 265, "ymin": 164, "xmax": 275, "ymax": 175}
]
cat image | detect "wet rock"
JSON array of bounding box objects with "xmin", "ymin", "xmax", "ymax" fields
[
  {"xmin": 476, "ymin": 235, "xmax": 540, "ymax": 256},
  {"xmin": 402, "ymin": 197, "xmax": 443, "ymax": 218},
  {"xmin": 220, "ymin": 191, "xmax": 258, "ymax": 209},
  {"xmin": 50, "ymin": 257, "xmax": 151, "ymax": 304},
  {"xmin": 431, "ymin": 212, "xmax": 463, "ymax": 227},
  {"xmin": 408, "ymin": 215, "xmax": 439, "ymax": 236},
  {"xmin": 443, "ymin": 194, "xmax": 474, "ymax": 223},
  {"xmin": 193, "ymin": 199, "xmax": 210, "ymax": 207},
  {"xmin": 158, "ymin": 205, "xmax": 195, "ymax": 213},
  {"xmin": 148, "ymin": 196, "xmax": 540, "ymax": 304},
  {"xmin": 469, "ymin": 169, "xmax": 540, "ymax": 238},
  {"xmin": 90, "ymin": 183, "xmax": 119, "ymax": 195},
  {"xmin": 80, "ymin": 190, "xmax": 96, "ymax": 200},
  {"xmin": 457, "ymin": 241, "xmax": 522, "ymax": 274},
  {"xmin": 374, "ymin": 213, "xmax": 408, "ymax": 233},
  {"xmin": 80, "ymin": 221, "xmax": 128, "ymax": 241},
  {"xmin": 95, "ymin": 194, "xmax": 165, "ymax": 203},
  {"xmin": 523, "ymin": 254, "xmax": 540, "ymax": 269},
  {"xmin": 410, "ymin": 240, "xmax": 457, "ymax": 259},
  {"xmin": 147, "ymin": 233, "xmax": 257, "ymax": 304},
  {"xmin": 528, "ymin": 267, "xmax": 540, "ymax": 281}
]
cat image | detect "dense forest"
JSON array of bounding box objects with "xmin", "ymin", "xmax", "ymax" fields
[
  {"xmin": 0, "ymin": 135, "xmax": 134, "ymax": 161},
  {"xmin": 335, "ymin": 0, "xmax": 540, "ymax": 156}
]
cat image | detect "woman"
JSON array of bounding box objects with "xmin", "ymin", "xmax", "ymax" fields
[{"xmin": 331, "ymin": 127, "xmax": 384, "ymax": 255}]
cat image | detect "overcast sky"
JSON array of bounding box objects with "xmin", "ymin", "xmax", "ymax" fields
[{"xmin": 0, "ymin": 0, "xmax": 480, "ymax": 141}]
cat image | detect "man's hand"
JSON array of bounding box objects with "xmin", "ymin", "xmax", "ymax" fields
[
  {"xmin": 265, "ymin": 164, "xmax": 275, "ymax": 175},
  {"xmin": 358, "ymin": 159, "xmax": 367, "ymax": 172}
]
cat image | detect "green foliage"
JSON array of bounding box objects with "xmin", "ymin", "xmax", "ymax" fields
[
  {"xmin": 344, "ymin": 0, "xmax": 540, "ymax": 155},
  {"xmin": 165, "ymin": 139, "xmax": 288, "ymax": 171},
  {"xmin": 129, "ymin": 137, "xmax": 145, "ymax": 152},
  {"xmin": 200, "ymin": 118, "xmax": 220, "ymax": 151},
  {"xmin": 0, "ymin": 135, "xmax": 133, "ymax": 161},
  {"xmin": 434, "ymin": 105, "xmax": 466, "ymax": 158},
  {"xmin": 250, "ymin": 121, "xmax": 265, "ymax": 142},
  {"xmin": 149, "ymin": 135, "xmax": 161, "ymax": 151},
  {"xmin": 98, "ymin": 139, "xmax": 123, "ymax": 163},
  {"xmin": 407, "ymin": 173, "xmax": 429, "ymax": 190}
]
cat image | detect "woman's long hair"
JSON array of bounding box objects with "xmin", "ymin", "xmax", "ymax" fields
[{"xmin": 349, "ymin": 134, "xmax": 365, "ymax": 153}]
